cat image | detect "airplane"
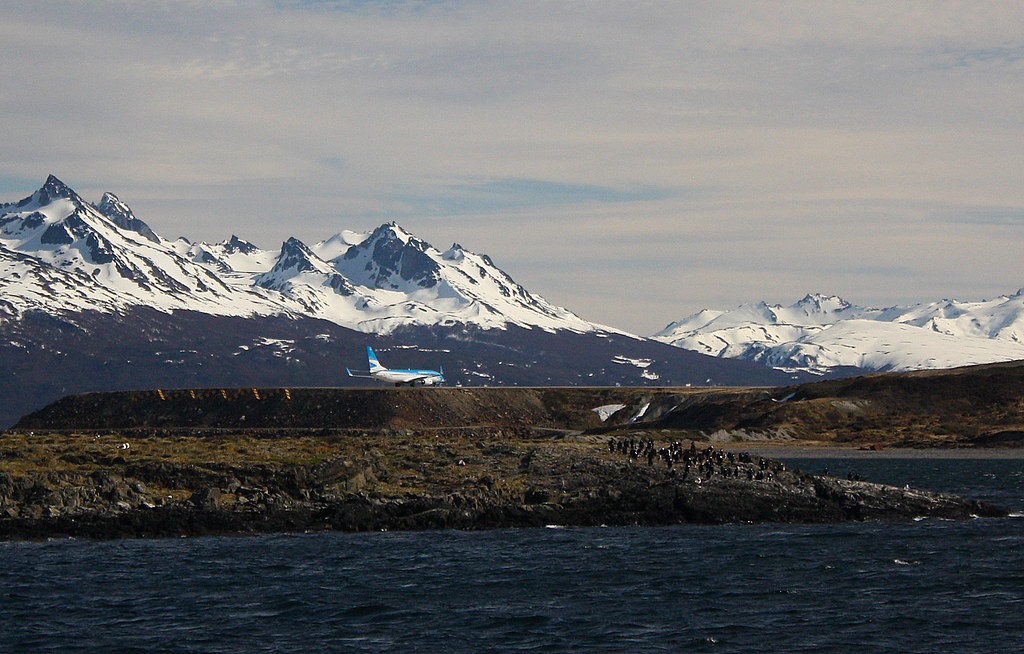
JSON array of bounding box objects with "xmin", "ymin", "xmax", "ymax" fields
[{"xmin": 347, "ymin": 346, "xmax": 445, "ymax": 386}]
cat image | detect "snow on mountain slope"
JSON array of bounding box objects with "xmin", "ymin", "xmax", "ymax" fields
[
  {"xmin": 312, "ymin": 230, "xmax": 368, "ymax": 261},
  {"xmin": 0, "ymin": 176, "xmax": 615, "ymax": 335},
  {"xmin": 889, "ymin": 294, "xmax": 1024, "ymax": 342},
  {"xmin": 0, "ymin": 176, "xmax": 274, "ymax": 318},
  {"xmin": 172, "ymin": 235, "xmax": 278, "ymax": 277},
  {"xmin": 654, "ymin": 292, "xmax": 1024, "ymax": 374},
  {"xmin": 325, "ymin": 222, "xmax": 599, "ymax": 332}
]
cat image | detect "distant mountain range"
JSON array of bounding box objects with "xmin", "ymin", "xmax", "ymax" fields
[
  {"xmin": 0, "ymin": 175, "xmax": 796, "ymax": 427},
  {"xmin": 0, "ymin": 175, "xmax": 604, "ymax": 334},
  {"xmin": 3, "ymin": 175, "xmax": 1022, "ymax": 426},
  {"xmin": 654, "ymin": 291, "xmax": 1024, "ymax": 374}
]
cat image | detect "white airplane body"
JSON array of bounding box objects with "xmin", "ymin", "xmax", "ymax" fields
[{"xmin": 347, "ymin": 346, "xmax": 445, "ymax": 386}]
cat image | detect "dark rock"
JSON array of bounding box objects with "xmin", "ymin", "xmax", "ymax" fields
[
  {"xmin": 0, "ymin": 427, "xmax": 1009, "ymax": 540},
  {"xmin": 524, "ymin": 487, "xmax": 550, "ymax": 504},
  {"xmin": 191, "ymin": 487, "xmax": 223, "ymax": 510}
]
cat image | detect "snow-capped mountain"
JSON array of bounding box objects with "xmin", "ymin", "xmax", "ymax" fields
[
  {"xmin": 0, "ymin": 175, "xmax": 611, "ymax": 335},
  {"xmin": 0, "ymin": 175, "xmax": 854, "ymax": 427},
  {"xmin": 0, "ymin": 175, "xmax": 271, "ymax": 318},
  {"xmin": 6, "ymin": 176, "xmax": 1024, "ymax": 384},
  {"xmin": 654, "ymin": 292, "xmax": 1024, "ymax": 374}
]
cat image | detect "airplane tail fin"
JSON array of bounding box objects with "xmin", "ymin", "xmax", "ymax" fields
[{"xmin": 367, "ymin": 346, "xmax": 386, "ymax": 373}]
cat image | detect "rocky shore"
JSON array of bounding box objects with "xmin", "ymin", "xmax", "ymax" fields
[{"xmin": 0, "ymin": 427, "xmax": 1007, "ymax": 540}]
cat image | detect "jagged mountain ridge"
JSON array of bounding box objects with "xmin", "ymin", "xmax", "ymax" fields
[
  {"xmin": 0, "ymin": 175, "xmax": 606, "ymax": 334},
  {"xmin": 1, "ymin": 176, "xmax": 807, "ymax": 427},
  {"xmin": 654, "ymin": 292, "xmax": 1024, "ymax": 374},
  {"xmin": 0, "ymin": 175, "xmax": 269, "ymax": 318},
  {"xmin": 6, "ymin": 176, "xmax": 1024, "ymax": 382}
]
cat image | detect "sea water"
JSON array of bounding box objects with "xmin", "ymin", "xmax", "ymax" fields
[{"xmin": 1, "ymin": 456, "xmax": 1021, "ymax": 653}]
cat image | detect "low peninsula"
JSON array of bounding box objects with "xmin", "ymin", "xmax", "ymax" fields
[{"xmin": 3, "ymin": 377, "xmax": 1015, "ymax": 539}]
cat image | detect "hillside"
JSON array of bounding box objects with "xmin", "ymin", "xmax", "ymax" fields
[
  {"xmin": 14, "ymin": 386, "xmax": 667, "ymax": 432},
  {"xmin": 0, "ymin": 306, "xmax": 799, "ymax": 429},
  {"xmin": 602, "ymin": 360, "xmax": 1024, "ymax": 448},
  {"xmin": 15, "ymin": 360, "xmax": 1024, "ymax": 449}
]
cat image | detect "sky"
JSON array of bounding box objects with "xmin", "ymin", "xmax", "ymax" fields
[{"xmin": 2, "ymin": 1, "xmax": 1023, "ymax": 335}]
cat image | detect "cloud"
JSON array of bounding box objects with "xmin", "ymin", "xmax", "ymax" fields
[
  {"xmin": 386, "ymin": 178, "xmax": 673, "ymax": 216},
  {"xmin": 1, "ymin": 0, "xmax": 1022, "ymax": 334}
]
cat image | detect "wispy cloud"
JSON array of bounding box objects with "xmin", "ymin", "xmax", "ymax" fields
[
  {"xmin": 942, "ymin": 46, "xmax": 1024, "ymax": 69},
  {"xmin": 388, "ymin": 178, "xmax": 673, "ymax": 216},
  {"xmin": 931, "ymin": 206, "xmax": 1024, "ymax": 226}
]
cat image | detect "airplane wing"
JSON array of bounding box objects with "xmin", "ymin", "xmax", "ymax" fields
[{"xmin": 346, "ymin": 368, "xmax": 376, "ymax": 379}]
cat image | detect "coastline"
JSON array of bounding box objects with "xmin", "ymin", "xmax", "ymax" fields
[
  {"xmin": 0, "ymin": 429, "xmax": 1012, "ymax": 540},
  {"xmin": 4, "ymin": 380, "xmax": 1021, "ymax": 539},
  {"xmin": 721, "ymin": 444, "xmax": 1024, "ymax": 459}
]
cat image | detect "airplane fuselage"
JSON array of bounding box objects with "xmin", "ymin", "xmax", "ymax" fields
[
  {"xmin": 371, "ymin": 369, "xmax": 444, "ymax": 386},
  {"xmin": 348, "ymin": 346, "xmax": 444, "ymax": 386}
]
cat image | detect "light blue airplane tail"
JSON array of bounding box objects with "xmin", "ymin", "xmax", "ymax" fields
[{"xmin": 367, "ymin": 346, "xmax": 386, "ymax": 372}]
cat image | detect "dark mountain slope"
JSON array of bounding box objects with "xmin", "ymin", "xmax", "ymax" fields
[{"xmin": 0, "ymin": 308, "xmax": 803, "ymax": 428}]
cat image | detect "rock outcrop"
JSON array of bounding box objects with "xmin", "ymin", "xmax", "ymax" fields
[{"xmin": 0, "ymin": 428, "xmax": 1006, "ymax": 540}]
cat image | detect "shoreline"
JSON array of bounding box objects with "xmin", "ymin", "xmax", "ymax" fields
[
  {"xmin": 2, "ymin": 432, "xmax": 1011, "ymax": 539},
  {"xmin": 720, "ymin": 444, "xmax": 1024, "ymax": 459}
]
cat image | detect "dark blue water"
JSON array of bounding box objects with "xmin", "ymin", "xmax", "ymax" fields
[{"xmin": 2, "ymin": 457, "xmax": 1022, "ymax": 653}]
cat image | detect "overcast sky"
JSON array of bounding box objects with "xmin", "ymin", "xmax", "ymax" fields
[{"xmin": 2, "ymin": 1, "xmax": 1022, "ymax": 334}]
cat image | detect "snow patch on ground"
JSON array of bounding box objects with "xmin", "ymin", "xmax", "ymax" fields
[
  {"xmin": 629, "ymin": 402, "xmax": 650, "ymax": 423},
  {"xmin": 593, "ymin": 404, "xmax": 626, "ymax": 421},
  {"xmin": 612, "ymin": 355, "xmax": 653, "ymax": 368}
]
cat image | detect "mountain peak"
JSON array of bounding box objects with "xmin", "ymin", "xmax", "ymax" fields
[
  {"xmin": 42, "ymin": 174, "xmax": 73, "ymax": 193},
  {"xmin": 371, "ymin": 221, "xmax": 414, "ymax": 245},
  {"xmin": 3, "ymin": 181, "xmax": 607, "ymax": 336},
  {"xmin": 252, "ymin": 236, "xmax": 358, "ymax": 300},
  {"xmin": 36, "ymin": 174, "xmax": 79, "ymax": 206},
  {"xmin": 279, "ymin": 237, "xmax": 317, "ymax": 269},
  {"xmin": 442, "ymin": 243, "xmax": 465, "ymax": 262},
  {"xmin": 262, "ymin": 237, "xmax": 342, "ymax": 280},
  {"xmin": 341, "ymin": 222, "xmax": 440, "ymax": 290},
  {"xmin": 93, "ymin": 191, "xmax": 160, "ymax": 244},
  {"xmin": 795, "ymin": 293, "xmax": 851, "ymax": 314},
  {"xmin": 222, "ymin": 235, "xmax": 260, "ymax": 255}
]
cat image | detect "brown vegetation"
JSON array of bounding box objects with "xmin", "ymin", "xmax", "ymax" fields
[
  {"xmin": 15, "ymin": 361, "xmax": 1023, "ymax": 449},
  {"xmin": 3, "ymin": 362, "xmax": 1020, "ymax": 539}
]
